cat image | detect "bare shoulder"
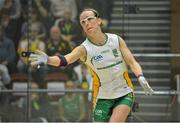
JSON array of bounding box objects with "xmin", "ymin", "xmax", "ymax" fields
[
  {"xmin": 70, "ymin": 45, "xmax": 86, "ymax": 60},
  {"xmin": 118, "ymin": 36, "xmax": 127, "ymax": 49},
  {"xmin": 73, "ymin": 45, "xmax": 86, "ymax": 56},
  {"xmin": 76, "ymin": 45, "xmax": 86, "ymax": 61},
  {"xmin": 64, "ymin": 45, "xmax": 86, "ymax": 64},
  {"xmin": 77, "ymin": 45, "xmax": 86, "ymax": 51}
]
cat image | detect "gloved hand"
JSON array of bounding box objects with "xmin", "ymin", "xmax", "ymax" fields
[
  {"xmin": 29, "ymin": 50, "xmax": 48, "ymax": 66},
  {"xmin": 138, "ymin": 75, "xmax": 154, "ymax": 95}
]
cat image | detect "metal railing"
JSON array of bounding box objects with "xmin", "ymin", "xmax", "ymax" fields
[
  {"xmin": 175, "ymin": 74, "xmax": 180, "ymax": 102},
  {"xmin": 1, "ymin": 89, "xmax": 180, "ymax": 95},
  {"xmin": 134, "ymin": 53, "xmax": 180, "ymax": 57},
  {"xmin": 1, "ymin": 53, "xmax": 180, "ymax": 122},
  {"xmin": 134, "ymin": 90, "xmax": 180, "ymax": 95},
  {"xmin": 0, "ymin": 89, "xmax": 93, "ymax": 93}
]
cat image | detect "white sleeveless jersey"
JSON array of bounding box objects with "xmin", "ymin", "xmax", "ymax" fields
[{"xmin": 82, "ymin": 33, "xmax": 133, "ymax": 99}]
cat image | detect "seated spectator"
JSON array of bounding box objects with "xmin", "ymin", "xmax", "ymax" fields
[
  {"xmin": 50, "ymin": 0, "xmax": 77, "ymax": 21},
  {"xmin": 97, "ymin": 0, "xmax": 113, "ymax": 31},
  {"xmin": 0, "ymin": 25, "xmax": 16, "ymax": 88},
  {"xmin": 33, "ymin": 0, "xmax": 51, "ymax": 19},
  {"xmin": 0, "ymin": 0, "xmax": 22, "ymax": 48},
  {"xmin": 17, "ymin": 23, "xmax": 46, "ymax": 87},
  {"xmin": 16, "ymin": 82, "xmax": 55, "ymax": 122},
  {"xmin": 54, "ymin": 8, "xmax": 83, "ymax": 47},
  {"xmin": 17, "ymin": 23, "xmax": 46, "ymax": 73},
  {"xmin": 57, "ymin": 80, "xmax": 86, "ymax": 122},
  {"xmin": 21, "ymin": 8, "xmax": 46, "ymax": 40},
  {"xmin": 76, "ymin": 0, "xmax": 97, "ymax": 12},
  {"xmin": 74, "ymin": 64, "xmax": 92, "ymax": 84},
  {"xmin": 46, "ymin": 26, "xmax": 76, "ymax": 78},
  {"xmin": 0, "ymin": 0, "xmax": 21, "ymax": 20},
  {"xmin": 0, "ymin": 93, "xmax": 24, "ymax": 122},
  {"xmin": 46, "ymin": 26, "xmax": 72, "ymax": 56},
  {"xmin": 33, "ymin": 0, "xmax": 53, "ymax": 33}
]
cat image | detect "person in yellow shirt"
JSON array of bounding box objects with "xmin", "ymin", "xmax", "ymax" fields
[
  {"xmin": 17, "ymin": 23, "xmax": 45, "ymax": 73},
  {"xmin": 17, "ymin": 24, "xmax": 46, "ymax": 88}
]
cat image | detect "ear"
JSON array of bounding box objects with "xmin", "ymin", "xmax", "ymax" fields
[{"xmin": 97, "ymin": 18, "xmax": 102, "ymax": 25}]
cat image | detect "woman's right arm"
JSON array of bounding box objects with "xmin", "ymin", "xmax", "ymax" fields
[{"xmin": 47, "ymin": 45, "xmax": 86, "ymax": 67}]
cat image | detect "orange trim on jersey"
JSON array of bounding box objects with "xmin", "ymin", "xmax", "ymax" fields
[
  {"xmin": 86, "ymin": 65, "xmax": 100, "ymax": 108},
  {"xmin": 123, "ymin": 71, "xmax": 134, "ymax": 90}
]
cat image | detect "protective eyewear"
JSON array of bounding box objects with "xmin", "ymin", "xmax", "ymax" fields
[{"xmin": 80, "ymin": 16, "xmax": 96, "ymax": 25}]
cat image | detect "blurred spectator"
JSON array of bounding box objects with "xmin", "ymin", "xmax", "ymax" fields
[
  {"xmin": 21, "ymin": 8, "xmax": 46, "ymax": 40},
  {"xmin": 50, "ymin": 0, "xmax": 77, "ymax": 20},
  {"xmin": 46, "ymin": 26, "xmax": 72, "ymax": 56},
  {"xmin": 33, "ymin": 0, "xmax": 51, "ymax": 19},
  {"xmin": 19, "ymin": 0, "xmax": 28, "ymax": 20},
  {"xmin": 0, "ymin": 0, "xmax": 21, "ymax": 20},
  {"xmin": 46, "ymin": 26, "xmax": 77, "ymax": 78},
  {"xmin": 73, "ymin": 64, "xmax": 92, "ymax": 88},
  {"xmin": 54, "ymin": 8, "xmax": 83, "ymax": 47},
  {"xmin": 57, "ymin": 80, "xmax": 86, "ymax": 122},
  {"xmin": 0, "ymin": 93, "xmax": 24, "ymax": 122},
  {"xmin": 16, "ymin": 82, "xmax": 55, "ymax": 122},
  {"xmin": 0, "ymin": 0, "xmax": 5, "ymax": 10},
  {"xmin": 76, "ymin": 0, "xmax": 97, "ymax": 13},
  {"xmin": 33, "ymin": 0, "xmax": 53, "ymax": 35},
  {"xmin": 74, "ymin": 63, "xmax": 93, "ymax": 107},
  {"xmin": 17, "ymin": 23, "xmax": 46, "ymax": 73},
  {"xmin": 0, "ymin": 0, "xmax": 22, "ymax": 49},
  {"xmin": 97, "ymin": 0, "xmax": 113, "ymax": 30},
  {"xmin": 0, "ymin": 25, "xmax": 16, "ymax": 88},
  {"xmin": 17, "ymin": 23, "xmax": 46, "ymax": 87},
  {"xmin": 77, "ymin": 64, "xmax": 93, "ymax": 121}
]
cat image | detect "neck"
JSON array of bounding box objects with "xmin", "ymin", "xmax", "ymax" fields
[{"xmin": 88, "ymin": 32, "xmax": 106, "ymax": 45}]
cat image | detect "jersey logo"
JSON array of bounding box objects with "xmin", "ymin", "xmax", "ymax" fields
[
  {"xmin": 112, "ymin": 49, "xmax": 119, "ymax": 57},
  {"xmin": 91, "ymin": 55, "xmax": 103, "ymax": 66},
  {"xmin": 95, "ymin": 109, "xmax": 103, "ymax": 116},
  {"xmin": 101, "ymin": 49, "xmax": 110, "ymax": 54}
]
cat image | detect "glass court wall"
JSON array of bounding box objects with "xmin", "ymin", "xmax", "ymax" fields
[{"xmin": 0, "ymin": 0, "xmax": 180, "ymax": 122}]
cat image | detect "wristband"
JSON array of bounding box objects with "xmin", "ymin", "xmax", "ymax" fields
[
  {"xmin": 56, "ymin": 54, "xmax": 68, "ymax": 66},
  {"xmin": 137, "ymin": 75, "xmax": 147, "ymax": 85},
  {"xmin": 137, "ymin": 74, "xmax": 144, "ymax": 79}
]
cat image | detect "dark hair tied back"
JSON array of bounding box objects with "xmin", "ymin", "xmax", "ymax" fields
[{"xmin": 80, "ymin": 8, "xmax": 100, "ymax": 18}]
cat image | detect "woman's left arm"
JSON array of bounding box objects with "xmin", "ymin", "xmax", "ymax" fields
[{"xmin": 119, "ymin": 37, "xmax": 154, "ymax": 95}]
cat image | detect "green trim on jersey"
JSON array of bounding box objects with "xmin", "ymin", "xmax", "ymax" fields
[
  {"xmin": 87, "ymin": 34, "xmax": 108, "ymax": 46},
  {"xmin": 80, "ymin": 45, "xmax": 87, "ymax": 62},
  {"xmin": 118, "ymin": 36, "xmax": 121, "ymax": 47},
  {"xmin": 97, "ymin": 60, "xmax": 123, "ymax": 70},
  {"xmin": 94, "ymin": 92, "xmax": 135, "ymax": 122}
]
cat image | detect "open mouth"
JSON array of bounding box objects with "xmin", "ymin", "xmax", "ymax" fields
[{"xmin": 87, "ymin": 27, "xmax": 93, "ymax": 32}]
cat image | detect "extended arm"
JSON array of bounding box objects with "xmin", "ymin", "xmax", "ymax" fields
[
  {"xmin": 29, "ymin": 45, "xmax": 86, "ymax": 67},
  {"xmin": 119, "ymin": 37, "xmax": 154, "ymax": 95}
]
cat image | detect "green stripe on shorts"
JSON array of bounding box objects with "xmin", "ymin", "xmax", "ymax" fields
[
  {"xmin": 114, "ymin": 92, "xmax": 135, "ymax": 108},
  {"xmin": 94, "ymin": 92, "xmax": 135, "ymax": 122}
]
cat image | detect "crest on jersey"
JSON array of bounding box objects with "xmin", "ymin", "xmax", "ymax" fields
[{"xmin": 112, "ymin": 49, "xmax": 119, "ymax": 57}]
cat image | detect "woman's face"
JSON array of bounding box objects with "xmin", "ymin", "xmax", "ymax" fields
[{"xmin": 79, "ymin": 11, "xmax": 102, "ymax": 36}]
